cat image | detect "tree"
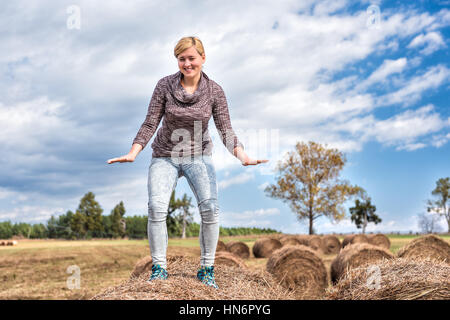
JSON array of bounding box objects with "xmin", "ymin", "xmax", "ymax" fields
[
  {"xmin": 265, "ymin": 141, "xmax": 361, "ymax": 234},
  {"xmin": 0, "ymin": 221, "xmax": 13, "ymax": 239},
  {"xmin": 179, "ymin": 194, "xmax": 194, "ymax": 239},
  {"xmin": 349, "ymin": 192, "xmax": 381, "ymax": 234},
  {"xmin": 70, "ymin": 192, "xmax": 104, "ymax": 239},
  {"xmin": 427, "ymin": 177, "xmax": 449, "ymax": 233},
  {"xmin": 110, "ymin": 201, "xmax": 126, "ymax": 238},
  {"xmin": 418, "ymin": 212, "xmax": 443, "ymax": 234}
]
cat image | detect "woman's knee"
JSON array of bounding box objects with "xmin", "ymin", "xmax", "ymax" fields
[
  {"xmin": 198, "ymin": 198, "xmax": 219, "ymax": 223},
  {"xmin": 148, "ymin": 200, "xmax": 169, "ymax": 222}
]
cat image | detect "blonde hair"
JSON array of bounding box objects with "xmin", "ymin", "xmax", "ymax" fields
[{"xmin": 174, "ymin": 36, "xmax": 205, "ymax": 58}]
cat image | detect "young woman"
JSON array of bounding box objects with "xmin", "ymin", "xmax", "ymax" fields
[{"xmin": 107, "ymin": 36, "xmax": 267, "ymax": 289}]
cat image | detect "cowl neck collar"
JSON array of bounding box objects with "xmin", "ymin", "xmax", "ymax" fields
[{"xmin": 172, "ymin": 70, "xmax": 208, "ymax": 104}]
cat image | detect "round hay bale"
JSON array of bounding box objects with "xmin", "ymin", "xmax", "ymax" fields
[
  {"xmin": 342, "ymin": 234, "xmax": 355, "ymax": 248},
  {"xmin": 342, "ymin": 234, "xmax": 369, "ymax": 248},
  {"xmin": 397, "ymin": 234, "xmax": 450, "ymax": 263},
  {"xmin": 330, "ymin": 243, "xmax": 394, "ymax": 284},
  {"xmin": 280, "ymin": 236, "xmax": 302, "ymax": 247},
  {"xmin": 226, "ymin": 241, "xmax": 250, "ymax": 259},
  {"xmin": 307, "ymin": 235, "xmax": 323, "ymax": 252},
  {"xmin": 94, "ymin": 255, "xmax": 296, "ymax": 300},
  {"xmin": 130, "ymin": 256, "xmax": 153, "ymax": 278},
  {"xmin": 352, "ymin": 234, "xmax": 369, "ymax": 244},
  {"xmin": 252, "ymin": 238, "xmax": 283, "ymax": 258},
  {"xmin": 266, "ymin": 245, "xmax": 328, "ymax": 299},
  {"xmin": 295, "ymin": 235, "xmax": 311, "ymax": 246},
  {"xmin": 367, "ymin": 233, "xmax": 390, "ymax": 249},
  {"xmin": 215, "ymin": 251, "xmax": 248, "ymax": 269},
  {"xmin": 321, "ymin": 235, "xmax": 341, "ymax": 254},
  {"xmin": 216, "ymin": 240, "xmax": 227, "ymax": 252},
  {"xmin": 326, "ymin": 258, "xmax": 450, "ymax": 300}
]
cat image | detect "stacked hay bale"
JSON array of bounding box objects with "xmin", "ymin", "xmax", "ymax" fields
[
  {"xmin": 342, "ymin": 234, "xmax": 369, "ymax": 248},
  {"xmin": 321, "ymin": 235, "xmax": 341, "ymax": 254},
  {"xmin": 326, "ymin": 258, "xmax": 450, "ymax": 300},
  {"xmin": 266, "ymin": 245, "xmax": 328, "ymax": 299},
  {"xmin": 226, "ymin": 241, "xmax": 250, "ymax": 259},
  {"xmin": 330, "ymin": 243, "xmax": 394, "ymax": 284},
  {"xmin": 95, "ymin": 255, "xmax": 296, "ymax": 300},
  {"xmin": 397, "ymin": 234, "xmax": 450, "ymax": 263},
  {"xmin": 252, "ymin": 238, "xmax": 282, "ymax": 258},
  {"xmin": 367, "ymin": 234, "xmax": 390, "ymax": 249}
]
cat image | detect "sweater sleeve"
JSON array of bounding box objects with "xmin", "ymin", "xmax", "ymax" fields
[
  {"xmin": 132, "ymin": 79, "xmax": 166, "ymax": 150},
  {"xmin": 212, "ymin": 83, "xmax": 244, "ymax": 155}
]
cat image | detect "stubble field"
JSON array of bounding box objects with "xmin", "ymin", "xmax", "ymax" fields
[{"xmin": 0, "ymin": 234, "xmax": 448, "ymax": 300}]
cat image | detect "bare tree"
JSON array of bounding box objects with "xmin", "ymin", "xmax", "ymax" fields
[{"xmin": 418, "ymin": 212, "xmax": 443, "ymax": 234}]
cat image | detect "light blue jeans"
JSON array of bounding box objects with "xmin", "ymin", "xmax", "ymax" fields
[{"xmin": 147, "ymin": 155, "xmax": 219, "ymax": 269}]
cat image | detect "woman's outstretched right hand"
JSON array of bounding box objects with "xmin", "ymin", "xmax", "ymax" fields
[
  {"xmin": 107, "ymin": 154, "xmax": 136, "ymax": 164},
  {"xmin": 107, "ymin": 143, "xmax": 143, "ymax": 164}
]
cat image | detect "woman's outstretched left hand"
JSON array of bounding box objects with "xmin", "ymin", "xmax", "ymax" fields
[{"xmin": 241, "ymin": 158, "xmax": 269, "ymax": 166}]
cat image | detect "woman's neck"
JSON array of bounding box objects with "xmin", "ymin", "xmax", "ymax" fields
[{"xmin": 181, "ymin": 71, "xmax": 201, "ymax": 87}]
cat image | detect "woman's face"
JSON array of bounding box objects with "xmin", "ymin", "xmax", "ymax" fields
[{"xmin": 177, "ymin": 46, "xmax": 205, "ymax": 81}]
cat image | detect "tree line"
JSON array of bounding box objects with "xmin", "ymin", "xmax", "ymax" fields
[{"xmin": 0, "ymin": 191, "xmax": 278, "ymax": 240}]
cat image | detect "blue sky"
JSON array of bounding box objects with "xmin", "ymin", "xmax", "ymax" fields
[{"xmin": 0, "ymin": 0, "xmax": 449, "ymax": 234}]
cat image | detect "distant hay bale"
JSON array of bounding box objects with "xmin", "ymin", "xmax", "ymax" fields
[
  {"xmin": 397, "ymin": 234, "xmax": 450, "ymax": 263},
  {"xmin": 295, "ymin": 235, "xmax": 311, "ymax": 246},
  {"xmin": 280, "ymin": 236, "xmax": 303, "ymax": 247},
  {"xmin": 252, "ymin": 238, "xmax": 283, "ymax": 258},
  {"xmin": 326, "ymin": 258, "xmax": 450, "ymax": 300},
  {"xmin": 130, "ymin": 256, "xmax": 153, "ymax": 279},
  {"xmin": 342, "ymin": 234, "xmax": 369, "ymax": 248},
  {"xmin": 331, "ymin": 243, "xmax": 394, "ymax": 284},
  {"xmin": 216, "ymin": 240, "xmax": 227, "ymax": 252},
  {"xmin": 367, "ymin": 234, "xmax": 390, "ymax": 249},
  {"xmin": 266, "ymin": 245, "xmax": 328, "ymax": 299},
  {"xmin": 342, "ymin": 234, "xmax": 355, "ymax": 248},
  {"xmin": 307, "ymin": 235, "xmax": 323, "ymax": 252},
  {"xmin": 226, "ymin": 241, "xmax": 250, "ymax": 259},
  {"xmin": 94, "ymin": 255, "xmax": 295, "ymax": 300},
  {"xmin": 321, "ymin": 235, "xmax": 341, "ymax": 254},
  {"xmin": 215, "ymin": 251, "xmax": 248, "ymax": 269}
]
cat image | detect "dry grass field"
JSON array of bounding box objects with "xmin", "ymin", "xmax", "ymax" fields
[{"xmin": 0, "ymin": 234, "xmax": 448, "ymax": 300}]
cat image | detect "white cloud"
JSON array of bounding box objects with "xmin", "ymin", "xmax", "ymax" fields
[
  {"xmin": 407, "ymin": 31, "xmax": 446, "ymax": 55},
  {"xmin": 218, "ymin": 172, "xmax": 254, "ymax": 190},
  {"xmin": 221, "ymin": 207, "xmax": 281, "ymax": 228},
  {"xmin": 375, "ymin": 64, "xmax": 450, "ymax": 107},
  {"xmin": 357, "ymin": 58, "xmax": 408, "ymax": 89}
]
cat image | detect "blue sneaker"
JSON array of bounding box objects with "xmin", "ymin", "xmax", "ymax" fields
[
  {"xmin": 197, "ymin": 266, "xmax": 219, "ymax": 289},
  {"xmin": 147, "ymin": 264, "xmax": 168, "ymax": 281}
]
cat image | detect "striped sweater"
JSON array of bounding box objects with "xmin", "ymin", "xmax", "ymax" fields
[{"xmin": 132, "ymin": 70, "xmax": 244, "ymax": 158}]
